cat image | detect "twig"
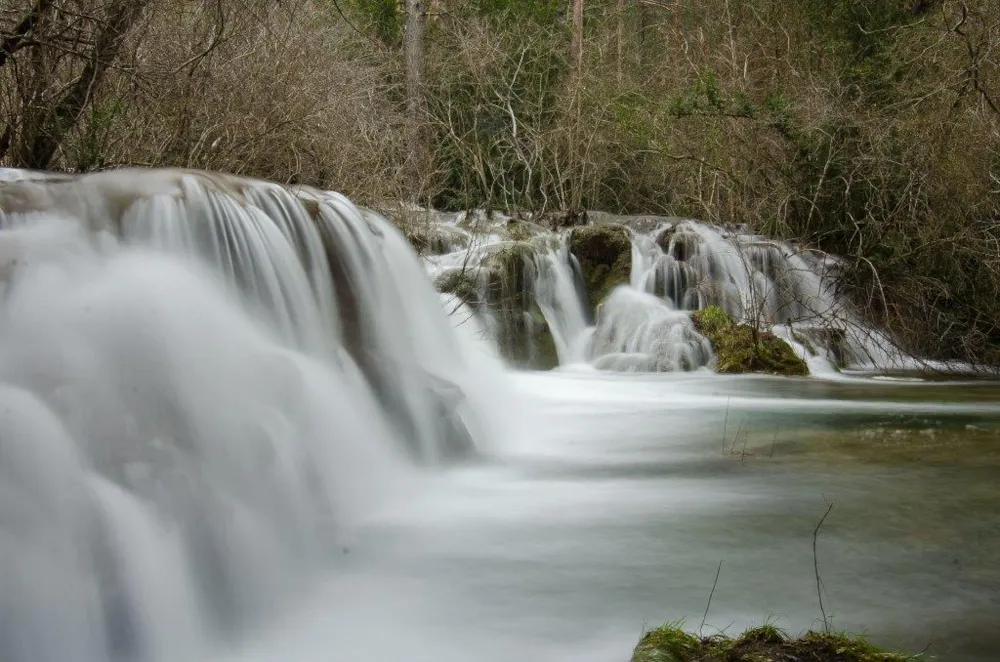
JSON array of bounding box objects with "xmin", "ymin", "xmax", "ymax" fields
[
  {"xmin": 699, "ymin": 560, "xmax": 724, "ymax": 637},
  {"xmin": 722, "ymin": 396, "xmax": 731, "ymax": 454},
  {"xmin": 730, "ymin": 418, "xmax": 744, "ymax": 454},
  {"xmin": 813, "ymin": 497, "xmax": 835, "ymax": 633}
]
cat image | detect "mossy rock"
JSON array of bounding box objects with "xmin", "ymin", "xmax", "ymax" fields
[
  {"xmin": 404, "ymin": 225, "xmax": 468, "ymax": 255},
  {"xmin": 632, "ymin": 624, "xmax": 918, "ymax": 662},
  {"xmin": 531, "ymin": 317, "xmax": 560, "ymax": 370},
  {"xmin": 504, "ymin": 219, "xmax": 544, "ymax": 242},
  {"xmin": 794, "ymin": 327, "xmax": 850, "ymax": 367},
  {"xmin": 435, "ymin": 270, "xmax": 480, "ymax": 309},
  {"xmin": 569, "ymin": 223, "xmax": 632, "ymax": 310},
  {"xmin": 484, "ymin": 242, "xmax": 536, "ymax": 302},
  {"xmin": 691, "ymin": 305, "xmax": 809, "ymax": 376},
  {"xmin": 657, "ymin": 227, "xmax": 700, "ymax": 262}
]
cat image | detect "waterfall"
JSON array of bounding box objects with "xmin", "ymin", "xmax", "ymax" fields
[
  {"xmin": 531, "ymin": 237, "xmax": 589, "ymax": 364},
  {"xmin": 417, "ymin": 211, "xmax": 932, "ymax": 374},
  {"xmin": 0, "ymin": 168, "xmax": 512, "ymax": 662}
]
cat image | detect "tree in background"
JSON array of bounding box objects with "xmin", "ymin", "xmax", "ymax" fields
[
  {"xmin": 0, "ymin": 0, "xmax": 997, "ymax": 364},
  {"xmin": 404, "ymin": 0, "xmax": 428, "ymax": 196},
  {"xmin": 0, "ymin": 0, "xmax": 152, "ymax": 168}
]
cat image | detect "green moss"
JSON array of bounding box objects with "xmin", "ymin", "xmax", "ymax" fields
[
  {"xmin": 691, "ymin": 306, "xmax": 809, "ymax": 376},
  {"xmin": 569, "ymin": 223, "xmax": 632, "ymax": 309},
  {"xmin": 532, "ymin": 320, "xmax": 560, "ymax": 370},
  {"xmin": 632, "ymin": 624, "xmax": 918, "ymax": 662},
  {"xmin": 633, "ymin": 623, "xmax": 701, "ymax": 662},
  {"xmin": 735, "ymin": 624, "xmax": 787, "ymax": 647}
]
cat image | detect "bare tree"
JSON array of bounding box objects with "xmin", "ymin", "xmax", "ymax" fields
[
  {"xmin": 405, "ymin": 0, "xmax": 428, "ymax": 195},
  {"xmin": 570, "ymin": 0, "xmax": 584, "ymax": 76},
  {"xmin": 4, "ymin": 0, "xmax": 152, "ymax": 168}
]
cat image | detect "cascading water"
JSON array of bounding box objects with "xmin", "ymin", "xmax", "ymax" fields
[
  {"xmin": 0, "ymin": 169, "xmax": 513, "ymax": 662},
  {"xmin": 415, "ymin": 211, "xmax": 929, "ymax": 374}
]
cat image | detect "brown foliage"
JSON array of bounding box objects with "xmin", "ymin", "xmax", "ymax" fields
[{"xmin": 0, "ymin": 0, "xmax": 997, "ymax": 363}]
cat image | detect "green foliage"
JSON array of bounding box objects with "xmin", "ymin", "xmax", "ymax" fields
[
  {"xmin": 669, "ymin": 69, "xmax": 755, "ymax": 118},
  {"xmin": 804, "ymin": 0, "xmax": 921, "ymax": 101},
  {"xmin": 691, "ymin": 306, "xmax": 809, "ymax": 376}
]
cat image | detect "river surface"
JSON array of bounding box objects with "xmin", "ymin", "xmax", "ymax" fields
[{"xmin": 214, "ymin": 370, "xmax": 1000, "ymax": 662}]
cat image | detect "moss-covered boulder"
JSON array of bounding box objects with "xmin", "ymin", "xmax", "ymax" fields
[
  {"xmin": 569, "ymin": 223, "xmax": 632, "ymax": 309},
  {"xmin": 632, "ymin": 624, "xmax": 917, "ymax": 662},
  {"xmin": 434, "ymin": 269, "xmax": 480, "ymax": 309},
  {"xmin": 691, "ymin": 305, "xmax": 809, "ymax": 376}
]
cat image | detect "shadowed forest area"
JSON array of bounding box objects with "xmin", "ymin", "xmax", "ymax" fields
[{"xmin": 1, "ymin": 0, "xmax": 998, "ymax": 364}]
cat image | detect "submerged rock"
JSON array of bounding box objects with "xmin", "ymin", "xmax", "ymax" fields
[
  {"xmin": 568, "ymin": 223, "xmax": 632, "ymax": 310},
  {"xmin": 691, "ymin": 305, "xmax": 809, "ymax": 376},
  {"xmin": 632, "ymin": 624, "xmax": 916, "ymax": 662}
]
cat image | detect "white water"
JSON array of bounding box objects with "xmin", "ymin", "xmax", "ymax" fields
[
  {"xmin": 419, "ymin": 212, "xmax": 960, "ymax": 375},
  {"xmin": 2, "ymin": 171, "xmax": 995, "ymax": 662},
  {"xmin": 0, "ymin": 169, "xmax": 515, "ymax": 662}
]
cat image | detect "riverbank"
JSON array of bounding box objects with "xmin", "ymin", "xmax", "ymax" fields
[{"xmin": 632, "ymin": 624, "xmax": 917, "ymax": 661}]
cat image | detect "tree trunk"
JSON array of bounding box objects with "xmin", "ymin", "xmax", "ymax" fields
[
  {"xmin": 0, "ymin": 0, "xmax": 55, "ymax": 70},
  {"xmin": 15, "ymin": 0, "xmax": 149, "ymax": 169},
  {"xmin": 404, "ymin": 0, "xmax": 428, "ymax": 196},
  {"xmin": 570, "ymin": 0, "xmax": 584, "ymax": 76},
  {"xmin": 615, "ymin": 0, "xmax": 625, "ymax": 86}
]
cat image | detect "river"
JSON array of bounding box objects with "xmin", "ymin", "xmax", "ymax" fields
[
  {"xmin": 2, "ymin": 169, "xmax": 998, "ymax": 662},
  {"xmin": 216, "ymin": 370, "xmax": 1000, "ymax": 662}
]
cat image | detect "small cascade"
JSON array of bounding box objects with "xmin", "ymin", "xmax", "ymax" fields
[
  {"xmin": 0, "ymin": 168, "xmax": 514, "ymax": 662},
  {"xmin": 588, "ymin": 289, "xmax": 714, "ymax": 372},
  {"xmin": 530, "ymin": 237, "xmax": 590, "ymax": 364},
  {"xmin": 420, "ymin": 211, "xmax": 924, "ymax": 374}
]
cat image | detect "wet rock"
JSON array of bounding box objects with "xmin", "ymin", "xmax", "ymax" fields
[
  {"xmin": 691, "ymin": 305, "xmax": 809, "ymax": 376},
  {"xmin": 568, "ymin": 223, "xmax": 632, "ymax": 310}
]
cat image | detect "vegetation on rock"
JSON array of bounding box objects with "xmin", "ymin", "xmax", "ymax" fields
[
  {"xmin": 435, "ymin": 270, "xmax": 480, "ymax": 309},
  {"xmin": 432, "ymin": 242, "xmax": 559, "ymax": 369},
  {"xmin": 632, "ymin": 623, "xmax": 918, "ymax": 662},
  {"xmin": 692, "ymin": 306, "xmax": 809, "ymax": 376},
  {"xmin": 568, "ymin": 223, "xmax": 632, "ymax": 309}
]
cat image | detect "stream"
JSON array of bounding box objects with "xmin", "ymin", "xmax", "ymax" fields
[{"xmin": 217, "ymin": 371, "xmax": 1000, "ymax": 662}]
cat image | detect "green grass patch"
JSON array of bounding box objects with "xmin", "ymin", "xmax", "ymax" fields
[{"xmin": 633, "ymin": 624, "xmax": 920, "ymax": 662}]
